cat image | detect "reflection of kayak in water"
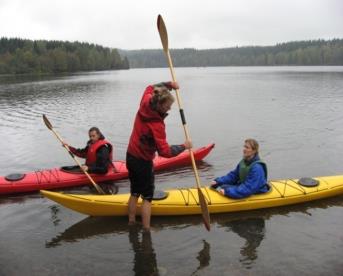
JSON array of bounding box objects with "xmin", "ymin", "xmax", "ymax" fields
[
  {"xmin": 44, "ymin": 196, "xmax": 343, "ymax": 275},
  {"xmin": 45, "ymin": 196, "xmax": 342, "ymax": 270},
  {"xmin": 45, "ymin": 196, "xmax": 342, "ymax": 271},
  {"xmin": 45, "ymin": 213, "xmax": 266, "ymax": 248},
  {"xmin": 41, "ymin": 175, "xmax": 343, "ymax": 216},
  {"xmin": 0, "ymin": 143, "xmax": 214, "ymax": 195}
]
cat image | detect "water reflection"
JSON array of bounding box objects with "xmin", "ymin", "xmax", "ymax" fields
[
  {"xmin": 128, "ymin": 226, "xmax": 159, "ymax": 276},
  {"xmin": 0, "ymin": 72, "xmax": 74, "ymax": 85},
  {"xmin": 0, "ymin": 193, "xmax": 42, "ymax": 204},
  {"xmin": 49, "ymin": 205, "xmax": 61, "ymax": 226},
  {"xmin": 45, "ymin": 216, "xmax": 212, "ymax": 275},
  {"xmin": 45, "ymin": 194, "xmax": 343, "ymax": 244},
  {"xmin": 45, "ymin": 217, "xmax": 129, "ymax": 248},
  {"xmin": 43, "ymin": 194, "xmax": 343, "ymax": 272},
  {"xmin": 191, "ymin": 240, "xmax": 211, "ymax": 275},
  {"xmin": 224, "ymin": 217, "xmax": 265, "ymax": 267}
]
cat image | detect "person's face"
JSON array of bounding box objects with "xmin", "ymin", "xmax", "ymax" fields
[
  {"xmin": 89, "ymin": 130, "xmax": 100, "ymax": 143},
  {"xmin": 243, "ymin": 142, "xmax": 256, "ymax": 160},
  {"xmin": 157, "ymin": 100, "xmax": 173, "ymax": 114}
]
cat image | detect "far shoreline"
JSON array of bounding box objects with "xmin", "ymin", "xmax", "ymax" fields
[{"xmin": 2, "ymin": 64, "xmax": 343, "ymax": 78}]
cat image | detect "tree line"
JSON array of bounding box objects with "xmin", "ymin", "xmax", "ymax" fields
[
  {"xmin": 0, "ymin": 38, "xmax": 129, "ymax": 74},
  {"xmin": 121, "ymin": 39, "xmax": 343, "ymax": 68}
]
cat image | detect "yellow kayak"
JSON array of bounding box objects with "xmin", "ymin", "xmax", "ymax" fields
[{"xmin": 41, "ymin": 175, "xmax": 343, "ymax": 216}]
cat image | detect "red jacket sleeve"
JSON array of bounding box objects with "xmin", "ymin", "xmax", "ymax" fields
[{"xmin": 140, "ymin": 85, "xmax": 154, "ymax": 107}]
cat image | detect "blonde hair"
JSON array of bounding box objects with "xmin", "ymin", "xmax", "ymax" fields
[
  {"xmin": 152, "ymin": 87, "xmax": 175, "ymax": 106},
  {"xmin": 245, "ymin": 138, "xmax": 259, "ymax": 154}
]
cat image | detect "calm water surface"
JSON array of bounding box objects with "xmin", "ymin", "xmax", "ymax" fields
[{"xmin": 0, "ymin": 67, "xmax": 343, "ymax": 275}]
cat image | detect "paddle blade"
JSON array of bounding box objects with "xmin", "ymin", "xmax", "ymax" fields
[
  {"xmin": 157, "ymin": 15, "xmax": 169, "ymax": 53},
  {"xmin": 197, "ymin": 188, "xmax": 211, "ymax": 231},
  {"xmin": 43, "ymin": 114, "xmax": 53, "ymax": 130}
]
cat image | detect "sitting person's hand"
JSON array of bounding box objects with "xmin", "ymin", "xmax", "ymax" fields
[
  {"xmin": 210, "ymin": 180, "xmax": 219, "ymax": 189},
  {"xmin": 210, "ymin": 180, "xmax": 217, "ymax": 186},
  {"xmin": 217, "ymin": 188, "xmax": 225, "ymax": 195},
  {"xmin": 184, "ymin": 140, "xmax": 193, "ymax": 149}
]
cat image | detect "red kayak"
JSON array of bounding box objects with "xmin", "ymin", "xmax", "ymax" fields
[{"xmin": 0, "ymin": 143, "xmax": 214, "ymax": 195}]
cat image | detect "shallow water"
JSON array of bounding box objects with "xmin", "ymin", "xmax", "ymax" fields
[{"xmin": 1, "ymin": 67, "xmax": 343, "ymax": 275}]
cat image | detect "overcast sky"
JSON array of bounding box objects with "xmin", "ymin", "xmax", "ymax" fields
[{"xmin": 0, "ymin": 0, "xmax": 342, "ymax": 49}]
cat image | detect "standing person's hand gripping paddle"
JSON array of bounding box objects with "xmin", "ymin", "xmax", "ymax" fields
[
  {"xmin": 157, "ymin": 15, "xmax": 211, "ymax": 231},
  {"xmin": 42, "ymin": 114, "xmax": 105, "ymax": 194}
]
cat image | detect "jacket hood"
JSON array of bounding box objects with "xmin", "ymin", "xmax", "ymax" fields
[{"xmin": 138, "ymin": 95, "xmax": 167, "ymax": 122}]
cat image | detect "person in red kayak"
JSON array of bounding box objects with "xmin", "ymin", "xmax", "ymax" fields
[
  {"xmin": 127, "ymin": 81, "xmax": 192, "ymax": 231},
  {"xmin": 63, "ymin": 127, "xmax": 114, "ymax": 174}
]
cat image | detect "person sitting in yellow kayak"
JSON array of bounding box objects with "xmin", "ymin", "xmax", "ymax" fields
[
  {"xmin": 210, "ymin": 139, "xmax": 269, "ymax": 198},
  {"xmin": 63, "ymin": 127, "xmax": 114, "ymax": 174}
]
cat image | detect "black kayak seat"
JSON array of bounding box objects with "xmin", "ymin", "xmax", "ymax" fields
[
  {"xmin": 153, "ymin": 190, "xmax": 169, "ymax": 200},
  {"xmin": 60, "ymin": 166, "xmax": 83, "ymax": 174},
  {"xmin": 298, "ymin": 177, "xmax": 319, "ymax": 187},
  {"xmin": 5, "ymin": 173, "xmax": 26, "ymax": 182}
]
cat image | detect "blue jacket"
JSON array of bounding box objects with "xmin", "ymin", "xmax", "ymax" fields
[{"xmin": 214, "ymin": 155, "xmax": 268, "ymax": 199}]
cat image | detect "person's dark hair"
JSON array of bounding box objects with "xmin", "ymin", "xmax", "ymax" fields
[{"xmin": 88, "ymin": 127, "xmax": 105, "ymax": 140}]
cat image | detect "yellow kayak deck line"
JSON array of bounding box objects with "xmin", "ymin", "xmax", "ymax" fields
[{"xmin": 41, "ymin": 175, "xmax": 343, "ymax": 216}]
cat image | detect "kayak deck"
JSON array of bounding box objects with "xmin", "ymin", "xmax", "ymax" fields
[{"xmin": 41, "ymin": 175, "xmax": 343, "ymax": 216}]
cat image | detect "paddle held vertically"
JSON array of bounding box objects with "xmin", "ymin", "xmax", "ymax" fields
[{"xmin": 157, "ymin": 15, "xmax": 211, "ymax": 231}]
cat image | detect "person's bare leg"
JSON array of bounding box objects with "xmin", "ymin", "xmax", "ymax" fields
[
  {"xmin": 141, "ymin": 199, "xmax": 152, "ymax": 230},
  {"xmin": 128, "ymin": 195, "xmax": 138, "ymax": 224}
]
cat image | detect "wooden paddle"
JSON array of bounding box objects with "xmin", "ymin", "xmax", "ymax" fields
[
  {"xmin": 157, "ymin": 15, "xmax": 211, "ymax": 231},
  {"xmin": 42, "ymin": 114, "xmax": 105, "ymax": 194}
]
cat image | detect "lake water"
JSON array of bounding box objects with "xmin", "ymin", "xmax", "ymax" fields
[{"xmin": 0, "ymin": 67, "xmax": 343, "ymax": 275}]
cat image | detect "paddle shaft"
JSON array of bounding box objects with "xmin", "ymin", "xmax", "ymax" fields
[
  {"xmin": 49, "ymin": 127, "xmax": 105, "ymax": 194},
  {"xmin": 165, "ymin": 51, "xmax": 202, "ymax": 189}
]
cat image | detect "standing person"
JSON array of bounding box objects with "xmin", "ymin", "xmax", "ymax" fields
[
  {"xmin": 63, "ymin": 127, "xmax": 114, "ymax": 174},
  {"xmin": 127, "ymin": 81, "xmax": 192, "ymax": 231},
  {"xmin": 210, "ymin": 139, "xmax": 269, "ymax": 199}
]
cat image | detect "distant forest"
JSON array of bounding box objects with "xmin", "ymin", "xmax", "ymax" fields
[
  {"xmin": 0, "ymin": 38, "xmax": 129, "ymax": 74},
  {"xmin": 1, "ymin": 38, "xmax": 342, "ymax": 74},
  {"xmin": 122, "ymin": 39, "xmax": 343, "ymax": 68}
]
